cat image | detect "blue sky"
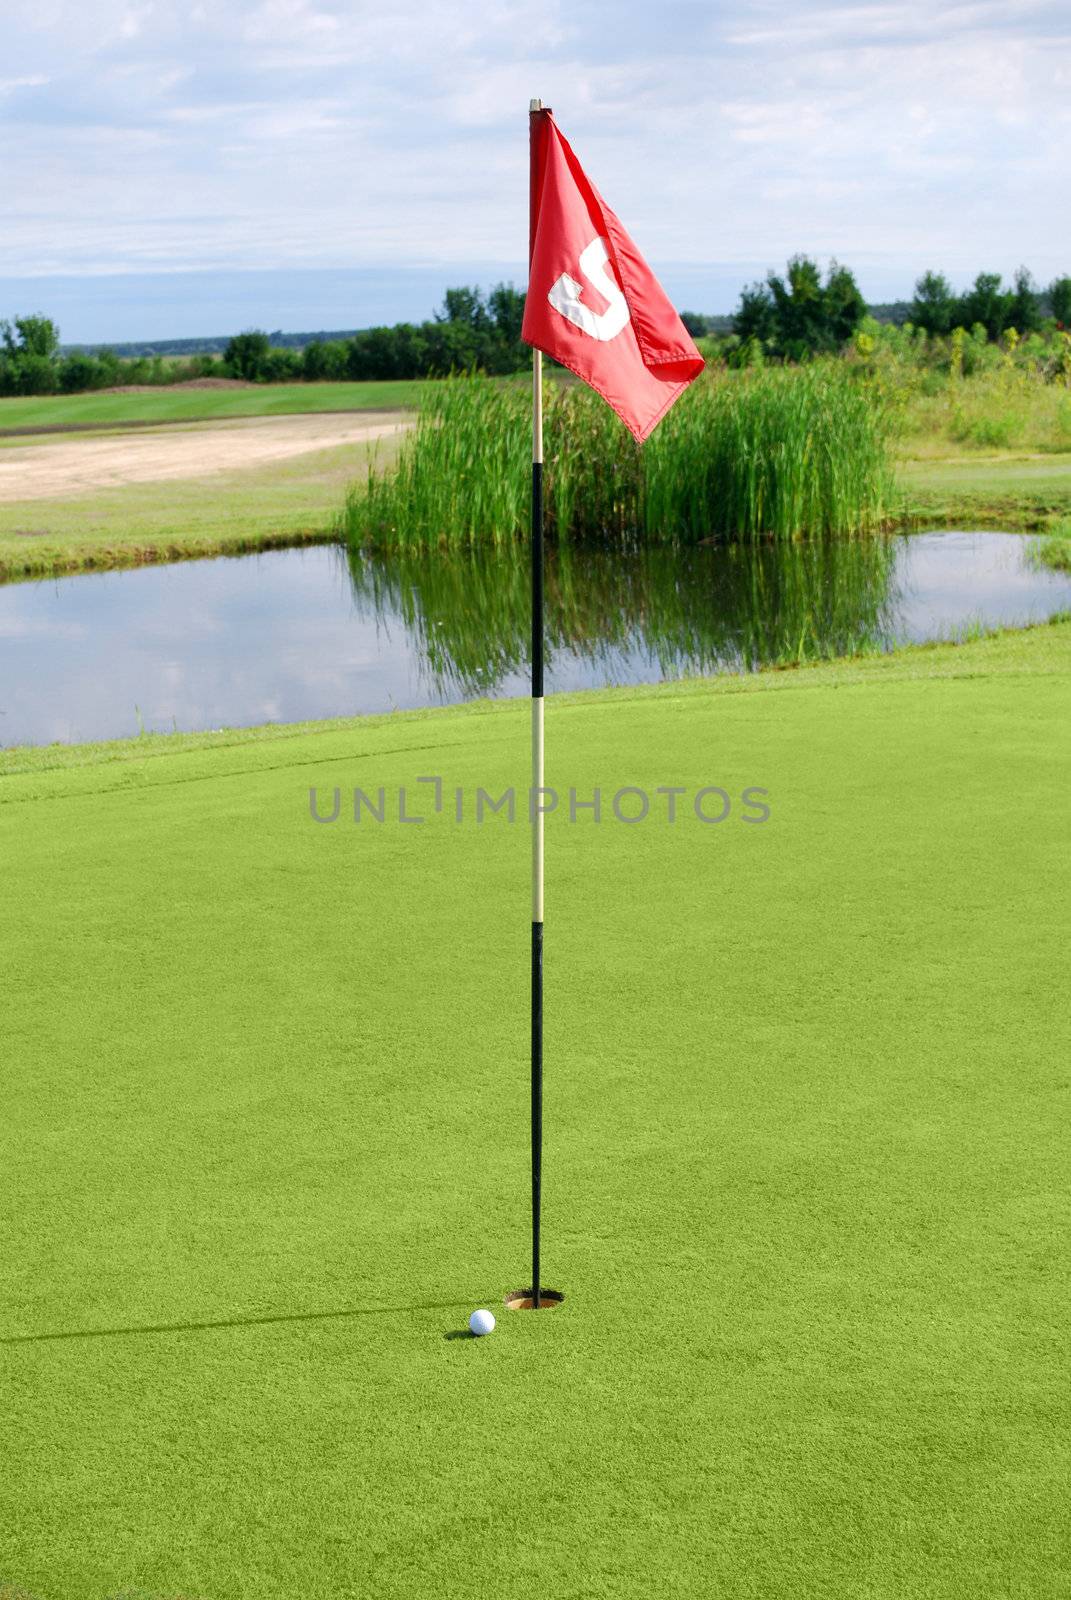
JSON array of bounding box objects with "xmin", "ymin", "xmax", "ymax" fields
[{"xmin": 2, "ymin": 0, "xmax": 1068, "ymax": 342}]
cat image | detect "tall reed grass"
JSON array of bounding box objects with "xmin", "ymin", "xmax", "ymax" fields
[{"xmin": 339, "ymin": 365, "xmax": 892, "ymax": 550}]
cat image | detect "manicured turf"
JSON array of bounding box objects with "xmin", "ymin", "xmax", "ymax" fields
[
  {"xmin": 0, "ymin": 381, "xmax": 425, "ymax": 433},
  {"xmin": 2, "ymin": 626, "xmax": 1069, "ymax": 1599}
]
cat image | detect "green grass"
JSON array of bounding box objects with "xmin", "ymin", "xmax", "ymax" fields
[
  {"xmin": 341, "ymin": 367, "xmax": 892, "ymax": 549},
  {"xmin": 0, "ymin": 380, "xmax": 424, "ymax": 433},
  {"xmin": 2, "ymin": 622, "xmax": 1068, "ymax": 1599},
  {"xmin": 902, "ymin": 374, "xmax": 1071, "ymax": 455},
  {"xmin": 1028, "ymin": 528, "xmax": 1071, "ymax": 573},
  {"xmin": 892, "ymin": 370, "xmax": 1071, "ymax": 528},
  {"xmin": 1, "ymin": 368, "xmax": 1069, "ymax": 587},
  {"xmin": 0, "ymin": 435, "xmax": 403, "ymax": 580},
  {"xmin": 896, "ymin": 451, "xmax": 1071, "ymax": 529}
]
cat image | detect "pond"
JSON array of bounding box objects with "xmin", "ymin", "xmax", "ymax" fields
[{"xmin": 2, "ymin": 531, "xmax": 1069, "ymax": 748}]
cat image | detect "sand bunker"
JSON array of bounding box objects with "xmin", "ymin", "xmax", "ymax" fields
[{"xmin": 0, "ymin": 411, "xmax": 410, "ymax": 502}]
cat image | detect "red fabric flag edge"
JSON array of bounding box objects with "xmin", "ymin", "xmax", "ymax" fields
[{"xmin": 525, "ymin": 109, "xmax": 704, "ymax": 443}]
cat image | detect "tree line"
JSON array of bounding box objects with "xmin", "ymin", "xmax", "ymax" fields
[
  {"xmin": 4, "ymin": 265, "xmax": 1070, "ymax": 397},
  {"xmin": 0, "ymin": 286, "xmax": 528, "ymax": 396},
  {"xmin": 732, "ymin": 258, "xmax": 1071, "ymax": 359},
  {"xmin": 907, "ymin": 269, "xmax": 1070, "ymax": 339}
]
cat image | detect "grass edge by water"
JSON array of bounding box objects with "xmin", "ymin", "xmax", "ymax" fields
[
  {"xmin": 0, "ymin": 501, "xmax": 1056, "ymax": 587},
  {"xmin": 0, "ymin": 522, "xmax": 339, "ymax": 582},
  {"xmin": 3, "ymin": 615, "xmax": 1068, "ymax": 776}
]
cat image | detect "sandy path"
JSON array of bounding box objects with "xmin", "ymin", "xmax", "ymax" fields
[{"xmin": 0, "ymin": 411, "xmax": 410, "ymax": 503}]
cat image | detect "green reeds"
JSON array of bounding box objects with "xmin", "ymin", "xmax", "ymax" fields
[
  {"xmin": 1027, "ymin": 529, "xmax": 1071, "ymax": 573},
  {"xmin": 339, "ymin": 365, "xmax": 892, "ymax": 550},
  {"xmin": 644, "ymin": 364, "xmax": 893, "ymax": 540}
]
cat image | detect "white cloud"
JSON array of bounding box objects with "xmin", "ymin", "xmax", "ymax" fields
[
  {"xmin": 1, "ymin": 0, "xmax": 1068, "ymax": 314},
  {"xmin": 0, "ymin": 74, "xmax": 50, "ymax": 93}
]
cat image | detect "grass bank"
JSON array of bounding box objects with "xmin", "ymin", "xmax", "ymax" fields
[
  {"xmin": 0, "ymin": 379, "xmax": 424, "ymax": 434},
  {"xmin": 0, "ymin": 432, "xmax": 404, "ymax": 581},
  {"xmin": 2, "ymin": 622, "xmax": 1068, "ymax": 1598},
  {"xmin": 897, "ymin": 451, "xmax": 1071, "ymax": 530},
  {"xmin": 891, "ymin": 364, "xmax": 1071, "ymax": 528}
]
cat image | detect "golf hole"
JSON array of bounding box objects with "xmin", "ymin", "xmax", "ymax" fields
[{"xmin": 504, "ymin": 1287, "xmax": 564, "ymax": 1312}]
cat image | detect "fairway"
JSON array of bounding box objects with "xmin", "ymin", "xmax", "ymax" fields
[
  {"xmin": 2, "ymin": 625, "xmax": 1068, "ymax": 1599},
  {"xmin": 899, "ymin": 451, "xmax": 1071, "ymax": 529},
  {"xmin": 0, "ymin": 380, "xmax": 425, "ymax": 434}
]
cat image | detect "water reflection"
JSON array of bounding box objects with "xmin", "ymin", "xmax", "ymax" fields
[
  {"xmin": 1, "ymin": 532, "xmax": 1068, "ymax": 748},
  {"xmin": 345, "ymin": 536, "xmax": 899, "ymax": 695}
]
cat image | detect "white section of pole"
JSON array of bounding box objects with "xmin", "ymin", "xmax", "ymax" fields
[{"xmin": 533, "ymin": 344, "xmax": 543, "ymax": 465}]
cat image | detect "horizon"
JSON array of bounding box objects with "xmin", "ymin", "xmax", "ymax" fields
[{"xmin": 3, "ymin": 257, "xmax": 1063, "ymax": 348}]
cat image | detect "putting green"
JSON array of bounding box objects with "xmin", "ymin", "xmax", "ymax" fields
[{"xmin": 2, "ymin": 627, "xmax": 1069, "ymax": 1600}]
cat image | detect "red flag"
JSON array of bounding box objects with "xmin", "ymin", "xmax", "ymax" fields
[{"xmin": 522, "ymin": 108, "xmax": 704, "ymax": 443}]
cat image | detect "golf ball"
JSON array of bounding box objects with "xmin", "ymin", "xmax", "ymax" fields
[{"xmin": 469, "ymin": 1308, "xmax": 496, "ymax": 1337}]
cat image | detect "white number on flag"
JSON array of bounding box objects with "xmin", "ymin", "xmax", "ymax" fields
[{"xmin": 548, "ymin": 237, "xmax": 631, "ymax": 342}]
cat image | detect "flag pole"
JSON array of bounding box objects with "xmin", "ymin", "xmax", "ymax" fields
[{"xmin": 529, "ymin": 96, "xmax": 545, "ymax": 1312}]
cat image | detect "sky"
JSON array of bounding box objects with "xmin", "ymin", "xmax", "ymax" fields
[{"xmin": 2, "ymin": 0, "xmax": 1068, "ymax": 342}]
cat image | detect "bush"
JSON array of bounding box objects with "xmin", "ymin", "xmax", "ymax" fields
[
  {"xmin": 223, "ymin": 330, "xmax": 272, "ymax": 381},
  {"xmin": 0, "ymin": 315, "xmax": 61, "ymax": 395},
  {"xmin": 7, "ymin": 351, "xmax": 58, "ymax": 395},
  {"xmin": 59, "ymin": 352, "xmax": 107, "ymax": 392},
  {"xmin": 188, "ymin": 353, "xmax": 224, "ymax": 380},
  {"xmin": 260, "ymin": 347, "xmax": 302, "ymax": 382},
  {"xmin": 1051, "ymin": 277, "xmax": 1071, "ymax": 329},
  {"xmin": 302, "ymin": 340, "xmax": 350, "ymax": 381},
  {"xmin": 733, "ymin": 257, "xmax": 866, "ymax": 358}
]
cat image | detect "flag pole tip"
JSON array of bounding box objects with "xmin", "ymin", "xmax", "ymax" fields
[{"xmin": 529, "ymin": 97, "xmax": 543, "ymax": 113}]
